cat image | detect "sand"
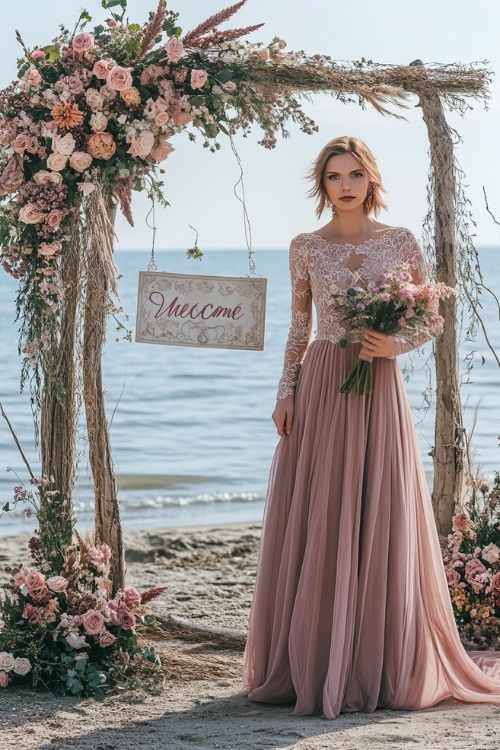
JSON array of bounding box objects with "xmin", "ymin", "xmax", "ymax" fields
[{"xmin": 1, "ymin": 522, "xmax": 499, "ymax": 750}]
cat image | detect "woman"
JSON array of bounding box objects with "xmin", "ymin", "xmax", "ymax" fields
[{"xmin": 242, "ymin": 136, "xmax": 500, "ymax": 718}]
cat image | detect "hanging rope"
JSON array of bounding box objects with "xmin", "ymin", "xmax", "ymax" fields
[{"xmin": 230, "ymin": 135, "xmax": 257, "ymax": 276}]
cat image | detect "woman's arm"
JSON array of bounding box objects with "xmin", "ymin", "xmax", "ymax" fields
[{"xmin": 273, "ymin": 238, "xmax": 312, "ymax": 436}]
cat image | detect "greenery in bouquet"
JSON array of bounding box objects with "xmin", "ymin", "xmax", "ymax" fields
[
  {"xmin": 332, "ymin": 263, "xmax": 456, "ymax": 395},
  {"xmin": 443, "ymin": 470, "xmax": 500, "ymax": 651},
  {"xmin": 0, "ymin": 473, "xmax": 166, "ymax": 697},
  {"xmin": 0, "ymin": 0, "xmax": 322, "ymax": 393}
]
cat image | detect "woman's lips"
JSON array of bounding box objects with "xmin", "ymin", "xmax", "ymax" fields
[{"xmin": 339, "ymin": 196, "xmax": 355, "ymax": 201}]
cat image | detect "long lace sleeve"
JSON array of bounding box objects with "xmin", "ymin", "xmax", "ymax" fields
[
  {"xmin": 388, "ymin": 231, "xmax": 432, "ymax": 359},
  {"xmin": 276, "ymin": 238, "xmax": 313, "ymax": 398}
]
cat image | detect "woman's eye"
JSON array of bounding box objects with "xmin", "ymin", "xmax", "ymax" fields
[{"xmin": 353, "ymin": 172, "xmax": 363, "ymax": 178}]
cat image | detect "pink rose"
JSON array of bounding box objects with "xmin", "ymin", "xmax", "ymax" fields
[
  {"xmin": 154, "ymin": 111, "xmax": 169, "ymax": 127},
  {"xmin": 30, "ymin": 585, "xmax": 50, "ymax": 602},
  {"xmin": 92, "ymin": 60, "xmax": 110, "ymax": 79},
  {"xmin": 88, "ymin": 544, "xmax": 112, "ymax": 565},
  {"xmin": 80, "ymin": 609, "xmax": 105, "ymax": 636},
  {"xmin": 69, "ymin": 151, "xmax": 93, "ymax": 173},
  {"xmin": 190, "ymin": 69, "xmax": 208, "ymax": 90},
  {"xmin": 0, "ymin": 653, "xmax": 15, "ymax": 672},
  {"xmin": 13, "ymin": 571, "xmax": 26, "ymax": 589},
  {"xmin": 118, "ymin": 606, "xmax": 136, "ymax": 631},
  {"xmin": 90, "ymin": 112, "xmax": 108, "ymax": 132},
  {"xmin": 30, "ymin": 49, "xmax": 46, "ymax": 60},
  {"xmin": 24, "ymin": 66, "xmax": 42, "ymax": 87},
  {"xmin": 122, "ymin": 587, "xmax": 141, "ymax": 609},
  {"xmin": 108, "ymin": 600, "xmax": 119, "ymax": 625},
  {"xmin": 73, "ymin": 33, "xmax": 94, "ymax": 53},
  {"xmin": 52, "ymin": 133, "xmax": 76, "ymax": 156},
  {"xmin": 19, "ymin": 204, "xmax": 43, "ymax": 224},
  {"xmin": 222, "ymin": 81, "xmax": 237, "ymax": 92},
  {"xmin": 0, "ymin": 671, "xmax": 8, "ymax": 688},
  {"xmin": 257, "ymin": 48, "xmax": 270, "ymax": 62},
  {"xmin": 46, "ymin": 575, "xmax": 68, "ymax": 593},
  {"xmin": 452, "ymin": 513, "xmax": 474, "ymax": 533},
  {"xmin": 85, "ymin": 88, "xmax": 105, "ymax": 111},
  {"xmin": 38, "ymin": 241, "xmax": 62, "ymax": 258},
  {"xmin": 99, "ymin": 630, "xmax": 116, "ymax": 648},
  {"xmin": 99, "ymin": 85, "xmax": 116, "ymax": 101},
  {"xmin": 77, "ymin": 182, "xmax": 96, "ymax": 196},
  {"xmin": 489, "ymin": 572, "xmax": 500, "ymax": 600},
  {"xmin": 127, "ymin": 130, "xmax": 155, "ymax": 158},
  {"xmin": 106, "ymin": 66, "xmax": 133, "ymax": 92},
  {"xmin": 171, "ymin": 109, "xmax": 192, "ymax": 126},
  {"xmin": 482, "ymin": 543, "xmax": 500, "ymax": 564},
  {"xmin": 445, "ymin": 566, "xmax": 460, "ymax": 587},
  {"xmin": 57, "ymin": 75, "xmax": 84, "ymax": 95},
  {"xmin": 465, "ymin": 558, "xmax": 488, "ymax": 593},
  {"xmin": 13, "ymin": 657, "xmax": 32, "ymax": 676},
  {"xmin": 46, "ymin": 210, "xmax": 65, "ymax": 228},
  {"xmin": 165, "ymin": 37, "xmax": 184, "ymax": 63},
  {"xmin": 151, "ymin": 139, "xmax": 174, "ymax": 162},
  {"xmin": 46, "ymin": 153, "xmax": 68, "ymax": 171},
  {"xmin": 12, "ymin": 134, "xmax": 30, "ymax": 153}
]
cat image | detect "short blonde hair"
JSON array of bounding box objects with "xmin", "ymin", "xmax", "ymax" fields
[{"xmin": 307, "ymin": 136, "xmax": 388, "ymax": 219}]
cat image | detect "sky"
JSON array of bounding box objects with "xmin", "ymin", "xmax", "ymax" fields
[{"xmin": 1, "ymin": 0, "xmax": 499, "ymax": 253}]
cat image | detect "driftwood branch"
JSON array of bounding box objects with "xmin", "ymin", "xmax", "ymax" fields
[
  {"xmin": 155, "ymin": 613, "xmax": 247, "ymax": 651},
  {"xmin": 0, "ymin": 401, "xmax": 35, "ymax": 481}
]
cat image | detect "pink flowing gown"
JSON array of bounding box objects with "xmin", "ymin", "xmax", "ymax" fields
[{"xmin": 242, "ymin": 227, "xmax": 500, "ymax": 718}]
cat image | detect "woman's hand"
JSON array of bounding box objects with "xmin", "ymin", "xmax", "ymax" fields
[
  {"xmin": 272, "ymin": 395, "xmax": 294, "ymax": 436},
  {"xmin": 359, "ymin": 329, "xmax": 395, "ymax": 360}
]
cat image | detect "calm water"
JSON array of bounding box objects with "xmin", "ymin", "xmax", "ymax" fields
[{"xmin": 0, "ymin": 247, "xmax": 499, "ymax": 537}]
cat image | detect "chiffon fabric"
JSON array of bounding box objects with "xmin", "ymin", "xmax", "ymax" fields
[{"xmin": 242, "ymin": 228, "xmax": 500, "ymax": 718}]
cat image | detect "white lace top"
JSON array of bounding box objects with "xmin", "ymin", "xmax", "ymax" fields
[{"xmin": 276, "ymin": 226, "xmax": 430, "ymax": 399}]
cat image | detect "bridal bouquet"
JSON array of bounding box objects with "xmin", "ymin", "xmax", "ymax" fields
[
  {"xmin": 332, "ymin": 264, "xmax": 456, "ymax": 395},
  {"xmin": 443, "ymin": 470, "xmax": 500, "ymax": 650}
]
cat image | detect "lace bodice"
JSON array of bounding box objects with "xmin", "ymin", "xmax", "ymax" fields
[{"xmin": 276, "ymin": 226, "xmax": 430, "ymax": 399}]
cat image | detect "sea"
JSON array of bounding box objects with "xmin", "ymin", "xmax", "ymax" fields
[{"xmin": 0, "ymin": 247, "xmax": 499, "ymax": 538}]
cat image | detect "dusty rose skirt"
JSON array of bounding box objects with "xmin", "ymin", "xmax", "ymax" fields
[{"xmin": 242, "ymin": 339, "xmax": 500, "ymax": 718}]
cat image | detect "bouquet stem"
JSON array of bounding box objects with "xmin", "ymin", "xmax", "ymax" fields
[{"xmin": 340, "ymin": 358, "xmax": 373, "ymax": 395}]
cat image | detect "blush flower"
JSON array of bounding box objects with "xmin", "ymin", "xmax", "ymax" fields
[
  {"xmin": 122, "ymin": 587, "xmax": 141, "ymax": 608},
  {"xmin": 190, "ymin": 69, "xmax": 208, "ymax": 90},
  {"xmin": 72, "ymin": 33, "xmax": 95, "ymax": 53},
  {"xmin": 19, "ymin": 204, "xmax": 43, "ymax": 224},
  {"xmin": 165, "ymin": 37, "xmax": 184, "ymax": 63},
  {"xmin": 80, "ymin": 609, "xmax": 105, "ymax": 636},
  {"xmin": 0, "ymin": 652, "xmax": 15, "ymax": 672},
  {"xmin": 92, "ymin": 60, "xmax": 110, "ymax": 79},
  {"xmin": 46, "ymin": 153, "xmax": 68, "ymax": 171},
  {"xmin": 445, "ymin": 566, "xmax": 460, "ymax": 587},
  {"xmin": 120, "ymin": 87, "xmax": 141, "ymax": 106},
  {"xmin": 127, "ymin": 130, "xmax": 154, "ymax": 158},
  {"xmin": 46, "ymin": 575, "xmax": 68, "ymax": 593},
  {"xmin": 24, "ymin": 66, "xmax": 42, "ymax": 87},
  {"xmin": 0, "ymin": 672, "xmax": 8, "ymax": 688},
  {"xmin": 69, "ymin": 151, "xmax": 93, "ymax": 172},
  {"xmin": 465, "ymin": 558, "xmax": 488, "ymax": 593},
  {"xmin": 13, "ymin": 657, "xmax": 32, "ymax": 676},
  {"xmin": 151, "ymin": 139, "xmax": 174, "ymax": 162},
  {"xmin": 452, "ymin": 513, "xmax": 474, "ymax": 533},
  {"xmin": 106, "ymin": 66, "xmax": 133, "ymax": 92},
  {"xmin": 99, "ymin": 630, "xmax": 116, "ymax": 648}
]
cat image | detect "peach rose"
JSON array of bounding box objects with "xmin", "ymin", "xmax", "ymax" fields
[
  {"xmin": 46, "ymin": 575, "xmax": 68, "ymax": 593},
  {"xmin": 120, "ymin": 87, "xmax": 141, "ymax": 106},
  {"xmin": 122, "ymin": 587, "xmax": 141, "ymax": 608},
  {"xmin": 24, "ymin": 66, "xmax": 42, "ymax": 87},
  {"xmin": 88, "ymin": 544, "xmax": 112, "ymax": 565},
  {"xmin": 69, "ymin": 151, "xmax": 93, "ymax": 173},
  {"xmin": 99, "ymin": 85, "xmax": 116, "ymax": 101},
  {"xmin": 99, "ymin": 630, "xmax": 116, "ymax": 648},
  {"xmin": 52, "ymin": 133, "xmax": 76, "ymax": 156},
  {"xmin": 190, "ymin": 69, "xmax": 208, "ymax": 89},
  {"xmin": 46, "ymin": 210, "xmax": 65, "ymax": 228},
  {"xmin": 73, "ymin": 33, "xmax": 94, "ymax": 53},
  {"xmin": 165, "ymin": 37, "xmax": 184, "ymax": 63},
  {"xmin": 38, "ymin": 241, "xmax": 62, "ymax": 258},
  {"xmin": 106, "ymin": 65, "xmax": 133, "ymax": 92},
  {"xmin": 127, "ymin": 130, "xmax": 154, "ymax": 158},
  {"xmin": 77, "ymin": 182, "xmax": 96, "ymax": 196},
  {"xmin": 482, "ymin": 543, "xmax": 500, "ymax": 564},
  {"xmin": 0, "ymin": 653, "xmax": 15, "ymax": 672},
  {"xmin": 19, "ymin": 204, "xmax": 43, "ymax": 224},
  {"xmin": 90, "ymin": 112, "xmax": 108, "ymax": 132},
  {"xmin": 154, "ymin": 111, "xmax": 169, "ymax": 127},
  {"xmin": 80, "ymin": 609, "xmax": 105, "ymax": 636},
  {"xmin": 13, "ymin": 657, "xmax": 32, "ymax": 676},
  {"xmin": 0, "ymin": 671, "xmax": 8, "ymax": 688},
  {"xmin": 151, "ymin": 139, "xmax": 174, "ymax": 162},
  {"xmin": 171, "ymin": 109, "xmax": 192, "ymax": 126},
  {"xmin": 46, "ymin": 153, "xmax": 68, "ymax": 171},
  {"xmin": 92, "ymin": 60, "xmax": 110, "ymax": 79},
  {"xmin": 222, "ymin": 80, "xmax": 236, "ymax": 92},
  {"xmin": 48, "ymin": 172, "xmax": 63, "ymax": 185},
  {"xmin": 33, "ymin": 170, "xmax": 51, "ymax": 185},
  {"xmin": 445, "ymin": 566, "xmax": 460, "ymax": 587},
  {"xmin": 452, "ymin": 513, "xmax": 474, "ymax": 533},
  {"xmin": 85, "ymin": 88, "xmax": 104, "ymax": 111},
  {"xmin": 87, "ymin": 133, "xmax": 116, "ymax": 160},
  {"xmin": 257, "ymin": 48, "xmax": 270, "ymax": 62}
]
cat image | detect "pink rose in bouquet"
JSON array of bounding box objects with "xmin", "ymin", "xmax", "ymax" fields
[
  {"xmin": 165, "ymin": 37, "xmax": 184, "ymax": 63},
  {"xmin": 106, "ymin": 66, "xmax": 133, "ymax": 92},
  {"xmin": 190, "ymin": 69, "xmax": 208, "ymax": 89},
  {"xmin": 81, "ymin": 609, "xmax": 105, "ymax": 636},
  {"xmin": 122, "ymin": 586, "xmax": 141, "ymax": 608},
  {"xmin": 73, "ymin": 33, "xmax": 95, "ymax": 53},
  {"xmin": 0, "ymin": 671, "xmax": 8, "ymax": 688}
]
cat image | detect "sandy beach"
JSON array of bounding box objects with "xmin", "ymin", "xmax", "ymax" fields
[{"xmin": 1, "ymin": 522, "xmax": 499, "ymax": 750}]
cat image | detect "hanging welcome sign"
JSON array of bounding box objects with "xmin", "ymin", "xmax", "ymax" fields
[{"xmin": 136, "ymin": 271, "xmax": 267, "ymax": 350}]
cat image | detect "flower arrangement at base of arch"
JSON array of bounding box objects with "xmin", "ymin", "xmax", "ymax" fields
[
  {"xmin": 443, "ymin": 469, "xmax": 500, "ymax": 650},
  {"xmin": 0, "ymin": 0, "xmax": 321, "ymax": 391}
]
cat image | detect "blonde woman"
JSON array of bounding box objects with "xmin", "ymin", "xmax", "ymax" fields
[{"xmin": 242, "ymin": 136, "xmax": 500, "ymax": 718}]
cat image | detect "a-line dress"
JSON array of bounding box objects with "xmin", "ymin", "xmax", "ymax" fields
[{"xmin": 242, "ymin": 227, "xmax": 500, "ymax": 718}]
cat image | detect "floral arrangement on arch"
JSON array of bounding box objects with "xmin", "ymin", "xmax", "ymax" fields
[
  {"xmin": 0, "ymin": 0, "xmax": 318, "ymax": 380},
  {"xmin": 0, "ymin": 476, "xmax": 166, "ymax": 696},
  {"xmin": 443, "ymin": 469, "xmax": 500, "ymax": 650}
]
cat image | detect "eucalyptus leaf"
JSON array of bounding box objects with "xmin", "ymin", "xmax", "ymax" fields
[{"xmin": 42, "ymin": 45, "xmax": 60, "ymax": 63}]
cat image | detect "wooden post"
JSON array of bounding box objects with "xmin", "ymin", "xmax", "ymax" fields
[
  {"xmin": 417, "ymin": 71, "xmax": 465, "ymax": 536},
  {"xmin": 82, "ymin": 200, "xmax": 125, "ymax": 592}
]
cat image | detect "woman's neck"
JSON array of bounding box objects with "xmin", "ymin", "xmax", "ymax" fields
[{"xmin": 327, "ymin": 209, "xmax": 375, "ymax": 239}]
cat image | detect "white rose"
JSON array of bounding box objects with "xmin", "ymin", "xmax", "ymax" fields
[
  {"xmin": 90, "ymin": 112, "xmax": 108, "ymax": 132},
  {"xmin": 52, "ymin": 133, "xmax": 76, "ymax": 156},
  {"xmin": 13, "ymin": 657, "xmax": 32, "ymax": 676},
  {"xmin": 19, "ymin": 204, "xmax": 43, "ymax": 224},
  {"xmin": 85, "ymin": 88, "xmax": 104, "ymax": 111},
  {"xmin": 69, "ymin": 151, "xmax": 93, "ymax": 173},
  {"xmin": 0, "ymin": 652, "xmax": 15, "ymax": 673},
  {"xmin": 66, "ymin": 632, "xmax": 88, "ymax": 650},
  {"xmin": 46, "ymin": 153, "xmax": 68, "ymax": 171}
]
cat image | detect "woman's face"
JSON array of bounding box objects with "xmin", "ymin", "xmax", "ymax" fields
[{"xmin": 323, "ymin": 152, "xmax": 370, "ymax": 213}]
